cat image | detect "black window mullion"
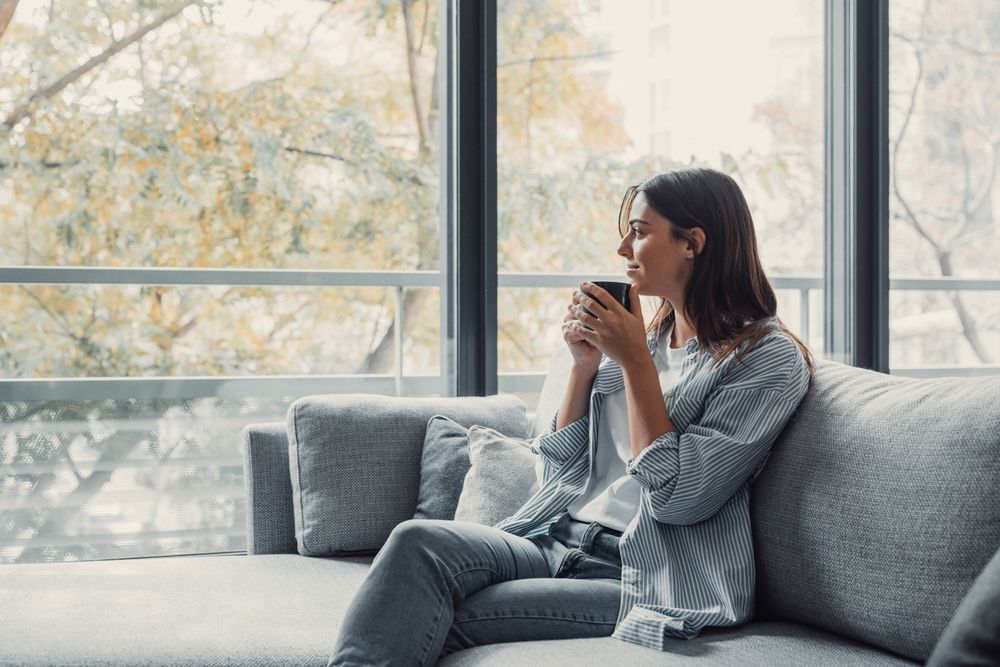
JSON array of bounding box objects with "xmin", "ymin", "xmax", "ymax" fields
[
  {"xmin": 440, "ymin": 0, "xmax": 497, "ymax": 397},
  {"xmin": 824, "ymin": 0, "xmax": 890, "ymax": 371}
]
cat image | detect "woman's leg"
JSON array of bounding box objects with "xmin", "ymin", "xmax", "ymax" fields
[
  {"xmin": 327, "ymin": 518, "xmax": 551, "ymax": 667},
  {"xmin": 440, "ymin": 577, "xmax": 621, "ymax": 655}
]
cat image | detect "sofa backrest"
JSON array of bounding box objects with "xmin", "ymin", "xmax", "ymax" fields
[{"xmin": 751, "ymin": 360, "xmax": 1000, "ymax": 663}]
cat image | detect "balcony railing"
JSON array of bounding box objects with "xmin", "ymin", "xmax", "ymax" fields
[
  {"xmin": 4, "ymin": 267, "xmax": 997, "ymax": 403},
  {"xmin": 1, "ymin": 267, "xmax": 997, "ymax": 562}
]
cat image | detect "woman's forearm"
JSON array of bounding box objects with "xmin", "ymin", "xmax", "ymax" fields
[
  {"xmin": 622, "ymin": 356, "xmax": 675, "ymax": 459},
  {"xmin": 556, "ymin": 364, "xmax": 598, "ymax": 430}
]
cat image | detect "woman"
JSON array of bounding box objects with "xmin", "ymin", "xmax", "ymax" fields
[{"xmin": 329, "ymin": 167, "xmax": 814, "ymax": 666}]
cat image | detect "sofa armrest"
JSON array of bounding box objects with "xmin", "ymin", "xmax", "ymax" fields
[{"xmin": 242, "ymin": 422, "xmax": 298, "ymax": 555}]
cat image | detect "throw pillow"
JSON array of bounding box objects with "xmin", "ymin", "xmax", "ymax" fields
[
  {"xmin": 454, "ymin": 424, "xmax": 539, "ymax": 526},
  {"xmin": 926, "ymin": 545, "xmax": 1000, "ymax": 667},
  {"xmin": 412, "ymin": 415, "xmax": 474, "ymax": 521}
]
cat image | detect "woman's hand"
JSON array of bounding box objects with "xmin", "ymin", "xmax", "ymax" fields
[
  {"xmin": 570, "ymin": 282, "xmax": 648, "ymax": 371},
  {"xmin": 562, "ymin": 296, "xmax": 602, "ymax": 372}
]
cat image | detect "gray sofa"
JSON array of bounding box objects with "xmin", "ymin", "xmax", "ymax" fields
[{"xmin": 2, "ymin": 358, "xmax": 998, "ymax": 666}]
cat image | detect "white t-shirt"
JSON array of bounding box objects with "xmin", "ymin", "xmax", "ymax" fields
[{"xmin": 566, "ymin": 333, "xmax": 690, "ymax": 532}]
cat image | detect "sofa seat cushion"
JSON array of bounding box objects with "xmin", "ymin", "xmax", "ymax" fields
[
  {"xmin": 437, "ymin": 622, "xmax": 918, "ymax": 666},
  {"xmin": 0, "ymin": 554, "xmax": 374, "ymax": 667},
  {"xmin": 1, "ymin": 553, "xmax": 919, "ymax": 667}
]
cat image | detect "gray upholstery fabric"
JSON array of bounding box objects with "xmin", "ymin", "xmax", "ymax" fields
[
  {"xmin": 0, "ymin": 554, "xmax": 374, "ymax": 667},
  {"xmin": 750, "ymin": 360, "xmax": 1000, "ymax": 663},
  {"xmin": 437, "ymin": 622, "xmax": 917, "ymax": 666},
  {"xmin": 413, "ymin": 415, "xmax": 475, "ymax": 521},
  {"xmin": 453, "ymin": 425, "xmax": 540, "ymax": 526},
  {"xmin": 926, "ymin": 545, "xmax": 1000, "ymax": 666},
  {"xmin": 287, "ymin": 393, "xmax": 529, "ymax": 557},
  {"xmin": 0, "ymin": 554, "xmax": 917, "ymax": 667},
  {"xmin": 242, "ymin": 421, "xmax": 297, "ymax": 554}
]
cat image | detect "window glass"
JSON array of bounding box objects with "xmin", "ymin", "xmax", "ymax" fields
[
  {"xmin": 888, "ymin": 0, "xmax": 1000, "ymax": 375},
  {"xmin": 0, "ymin": 0, "xmax": 442, "ymax": 563},
  {"xmin": 496, "ymin": 0, "xmax": 825, "ymax": 404}
]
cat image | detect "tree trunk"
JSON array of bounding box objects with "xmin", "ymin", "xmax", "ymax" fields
[
  {"xmin": 0, "ymin": 0, "xmax": 19, "ymax": 43},
  {"xmin": 939, "ymin": 253, "xmax": 995, "ymax": 363},
  {"xmin": 354, "ymin": 288, "xmax": 432, "ymax": 374},
  {"xmin": 400, "ymin": 0, "xmax": 431, "ymax": 156}
]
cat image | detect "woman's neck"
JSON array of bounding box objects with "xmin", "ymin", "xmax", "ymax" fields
[{"xmin": 670, "ymin": 311, "xmax": 697, "ymax": 349}]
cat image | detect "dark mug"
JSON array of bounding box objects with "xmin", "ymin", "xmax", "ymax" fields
[{"xmin": 584, "ymin": 281, "xmax": 632, "ymax": 312}]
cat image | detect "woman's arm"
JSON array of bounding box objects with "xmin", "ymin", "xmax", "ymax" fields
[
  {"xmin": 556, "ymin": 364, "xmax": 598, "ymax": 430},
  {"xmin": 624, "ymin": 334, "xmax": 810, "ymax": 525},
  {"xmin": 621, "ymin": 355, "xmax": 676, "ymax": 459}
]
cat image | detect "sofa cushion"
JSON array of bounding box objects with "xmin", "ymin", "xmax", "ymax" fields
[
  {"xmin": 926, "ymin": 544, "xmax": 1000, "ymax": 666},
  {"xmin": 413, "ymin": 415, "xmax": 475, "ymax": 521},
  {"xmin": 0, "ymin": 554, "xmax": 374, "ymax": 667},
  {"xmin": 454, "ymin": 424, "xmax": 539, "ymax": 526},
  {"xmin": 287, "ymin": 394, "xmax": 529, "ymax": 556},
  {"xmin": 436, "ymin": 621, "xmax": 917, "ymax": 666},
  {"xmin": 0, "ymin": 554, "xmax": 918, "ymax": 667},
  {"xmin": 751, "ymin": 360, "xmax": 1000, "ymax": 663}
]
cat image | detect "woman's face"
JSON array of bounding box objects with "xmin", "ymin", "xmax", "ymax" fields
[{"xmin": 616, "ymin": 191, "xmax": 699, "ymax": 301}]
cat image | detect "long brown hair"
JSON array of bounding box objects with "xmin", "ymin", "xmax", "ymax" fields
[{"xmin": 618, "ymin": 168, "xmax": 814, "ymax": 375}]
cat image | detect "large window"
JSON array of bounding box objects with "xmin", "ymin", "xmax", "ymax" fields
[
  {"xmin": 1, "ymin": 0, "xmax": 442, "ymax": 563},
  {"xmin": 888, "ymin": 0, "xmax": 1000, "ymax": 374},
  {"xmin": 3, "ymin": 0, "xmax": 996, "ymax": 566},
  {"xmin": 495, "ymin": 0, "xmax": 826, "ymax": 404}
]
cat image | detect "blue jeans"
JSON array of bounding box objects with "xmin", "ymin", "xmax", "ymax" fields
[{"xmin": 328, "ymin": 512, "xmax": 623, "ymax": 666}]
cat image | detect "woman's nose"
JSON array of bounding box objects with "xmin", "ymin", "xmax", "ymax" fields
[{"xmin": 617, "ymin": 236, "xmax": 631, "ymax": 258}]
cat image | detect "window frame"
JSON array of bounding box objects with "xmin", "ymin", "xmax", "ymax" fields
[{"xmin": 824, "ymin": 0, "xmax": 891, "ymax": 371}]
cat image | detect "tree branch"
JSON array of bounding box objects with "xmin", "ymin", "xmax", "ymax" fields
[
  {"xmin": 283, "ymin": 145, "xmax": 351, "ymax": 162},
  {"xmin": 2, "ymin": 2, "xmax": 192, "ymax": 130},
  {"xmin": 890, "ymin": 14, "xmax": 939, "ymax": 250},
  {"xmin": 0, "ymin": 0, "xmax": 19, "ymax": 44}
]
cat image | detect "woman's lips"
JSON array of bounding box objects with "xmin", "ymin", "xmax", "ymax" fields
[{"xmin": 626, "ymin": 265, "xmax": 639, "ymax": 274}]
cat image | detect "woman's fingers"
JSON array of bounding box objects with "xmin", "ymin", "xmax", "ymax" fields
[
  {"xmin": 579, "ymin": 283, "xmax": 613, "ymax": 311},
  {"xmin": 572, "ymin": 290, "xmax": 604, "ymax": 313}
]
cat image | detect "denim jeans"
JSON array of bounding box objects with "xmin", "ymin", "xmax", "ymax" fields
[{"xmin": 327, "ymin": 512, "xmax": 623, "ymax": 667}]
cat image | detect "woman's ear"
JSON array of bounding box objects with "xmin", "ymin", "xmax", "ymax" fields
[{"xmin": 687, "ymin": 228, "xmax": 707, "ymax": 257}]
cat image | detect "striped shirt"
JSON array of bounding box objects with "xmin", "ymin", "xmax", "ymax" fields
[{"xmin": 494, "ymin": 317, "xmax": 811, "ymax": 651}]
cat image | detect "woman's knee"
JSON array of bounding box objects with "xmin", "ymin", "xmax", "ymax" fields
[{"xmin": 384, "ymin": 518, "xmax": 458, "ymax": 554}]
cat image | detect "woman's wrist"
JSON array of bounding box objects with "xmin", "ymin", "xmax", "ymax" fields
[
  {"xmin": 570, "ymin": 359, "xmax": 601, "ymax": 379},
  {"xmin": 620, "ymin": 352, "xmax": 655, "ymax": 378}
]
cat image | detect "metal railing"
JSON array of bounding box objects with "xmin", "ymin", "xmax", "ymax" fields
[{"xmin": 2, "ymin": 268, "xmax": 998, "ymax": 403}]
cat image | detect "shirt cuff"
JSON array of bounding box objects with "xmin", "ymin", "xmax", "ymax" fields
[
  {"xmin": 534, "ymin": 415, "xmax": 589, "ymax": 465},
  {"xmin": 625, "ymin": 430, "xmax": 680, "ymax": 491}
]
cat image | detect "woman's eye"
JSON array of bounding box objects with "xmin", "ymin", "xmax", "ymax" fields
[{"xmin": 631, "ymin": 226, "xmax": 643, "ymax": 238}]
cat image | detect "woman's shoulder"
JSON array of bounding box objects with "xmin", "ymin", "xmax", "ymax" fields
[{"xmin": 715, "ymin": 324, "xmax": 809, "ymax": 394}]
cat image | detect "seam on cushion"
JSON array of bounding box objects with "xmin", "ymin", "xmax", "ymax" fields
[{"xmin": 290, "ymin": 402, "xmax": 311, "ymax": 555}]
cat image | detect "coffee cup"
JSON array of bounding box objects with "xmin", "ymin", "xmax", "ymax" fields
[{"xmin": 584, "ymin": 281, "xmax": 632, "ymax": 312}]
